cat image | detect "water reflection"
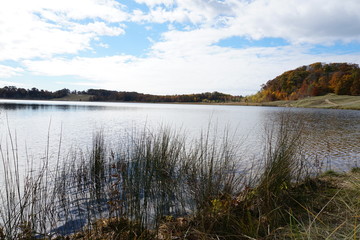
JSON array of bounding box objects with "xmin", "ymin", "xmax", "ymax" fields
[
  {"xmin": 0, "ymin": 100, "xmax": 359, "ymax": 172},
  {"xmin": 1, "ymin": 102, "xmax": 111, "ymax": 111}
]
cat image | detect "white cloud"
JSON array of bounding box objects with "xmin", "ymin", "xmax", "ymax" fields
[
  {"xmin": 97, "ymin": 43, "xmax": 110, "ymax": 48},
  {"xmin": 27, "ymin": 0, "xmax": 128, "ymax": 22},
  {"xmin": 2, "ymin": 0, "xmax": 360, "ymax": 95},
  {"xmin": 23, "ymin": 42, "xmax": 360, "ymax": 95},
  {"xmin": 134, "ymin": 0, "xmax": 175, "ymax": 8},
  {"xmin": 150, "ymin": 28, "xmax": 229, "ymax": 58},
  {"xmin": 21, "ymin": 0, "xmax": 360, "ymax": 95},
  {"xmin": 1, "ymin": 0, "xmax": 358, "ymax": 62},
  {"xmin": 71, "ymin": 22, "xmax": 124, "ymax": 36},
  {"xmin": 0, "ymin": 65, "xmax": 24, "ymax": 78},
  {"xmin": 0, "ymin": 0, "xmax": 127, "ymax": 61},
  {"xmin": 226, "ymin": 0, "xmax": 360, "ymax": 44},
  {"xmin": 131, "ymin": 0, "xmax": 238, "ymax": 25},
  {"xmin": 131, "ymin": 0, "xmax": 360, "ymax": 44}
]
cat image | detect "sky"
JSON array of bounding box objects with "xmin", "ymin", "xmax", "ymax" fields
[{"xmin": 0, "ymin": 0, "xmax": 360, "ymax": 96}]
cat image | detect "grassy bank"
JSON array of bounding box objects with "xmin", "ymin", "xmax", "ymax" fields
[
  {"xmin": 52, "ymin": 94, "xmax": 93, "ymax": 101},
  {"xmin": 0, "ymin": 114, "xmax": 358, "ymax": 239},
  {"xmin": 216, "ymin": 93, "xmax": 360, "ymax": 110},
  {"xmin": 261, "ymin": 94, "xmax": 360, "ymax": 110}
]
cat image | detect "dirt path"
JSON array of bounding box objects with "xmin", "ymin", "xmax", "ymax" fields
[
  {"xmin": 325, "ymin": 98, "xmax": 360, "ymax": 107},
  {"xmin": 325, "ymin": 99, "xmax": 338, "ymax": 106}
]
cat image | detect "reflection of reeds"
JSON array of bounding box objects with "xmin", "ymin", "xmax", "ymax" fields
[
  {"xmin": 0, "ymin": 125, "xmax": 243, "ymax": 238},
  {"xmin": 0, "ymin": 113, "xmax": 358, "ymax": 239}
]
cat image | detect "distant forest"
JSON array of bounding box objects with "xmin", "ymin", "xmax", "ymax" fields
[
  {"xmin": 0, "ymin": 86, "xmax": 70, "ymax": 100},
  {"xmin": 0, "ymin": 86, "xmax": 243, "ymax": 103},
  {"xmin": 2, "ymin": 62, "xmax": 359, "ymax": 103},
  {"xmin": 250, "ymin": 62, "xmax": 360, "ymax": 102}
]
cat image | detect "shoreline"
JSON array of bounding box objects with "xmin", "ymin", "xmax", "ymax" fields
[{"xmin": 1, "ymin": 93, "xmax": 359, "ymax": 110}]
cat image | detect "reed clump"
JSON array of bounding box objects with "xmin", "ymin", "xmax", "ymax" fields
[{"xmin": 0, "ymin": 113, "xmax": 359, "ymax": 239}]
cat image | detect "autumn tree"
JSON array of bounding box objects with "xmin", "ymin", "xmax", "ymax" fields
[{"xmin": 254, "ymin": 62, "xmax": 360, "ymax": 102}]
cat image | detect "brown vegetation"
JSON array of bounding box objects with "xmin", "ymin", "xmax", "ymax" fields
[{"xmin": 249, "ymin": 62, "xmax": 360, "ymax": 102}]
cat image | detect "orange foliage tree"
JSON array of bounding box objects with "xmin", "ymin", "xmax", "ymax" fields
[{"xmin": 254, "ymin": 62, "xmax": 360, "ymax": 102}]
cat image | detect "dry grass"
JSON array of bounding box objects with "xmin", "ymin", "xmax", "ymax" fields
[{"xmin": 262, "ymin": 94, "xmax": 360, "ymax": 110}]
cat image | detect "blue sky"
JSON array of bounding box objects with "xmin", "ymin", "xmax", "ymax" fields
[{"xmin": 1, "ymin": 0, "xmax": 360, "ymax": 96}]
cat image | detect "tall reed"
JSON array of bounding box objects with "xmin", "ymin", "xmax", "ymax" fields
[{"xmin": 0, "ymin": 123, "xmax": 243, "ymax": 239}]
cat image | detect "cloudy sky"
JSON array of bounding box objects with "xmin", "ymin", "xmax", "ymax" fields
[{"xmin": 0, "ymin": 0, "xmax": 360, "ymax": 96}]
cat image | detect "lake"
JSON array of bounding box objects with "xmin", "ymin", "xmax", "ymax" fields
[{"xmin": 0, "ymin": 99, "xmax": 359, "ymax": 173}]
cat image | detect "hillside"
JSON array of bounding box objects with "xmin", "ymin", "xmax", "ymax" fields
[
  {"xmin": 250, "ymin": 62, "xmax": 360, "ymax": 102},
  {"xmin": 261, "ymin": 93, "xmax": 360, "ymax": 110}
]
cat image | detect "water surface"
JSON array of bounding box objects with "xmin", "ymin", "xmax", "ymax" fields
[{"xmin": 0, "ymin": 99, "xmax": 359, "ymax": 172}]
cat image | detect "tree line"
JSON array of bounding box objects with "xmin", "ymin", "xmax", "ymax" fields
[
  {"xmin": 249, "ymin": 62, "xmax": 360, "ymax": 102},
  {"xmin": 0, "ymin": 86, "xmax": 70, "ymax": 100},
  {"xmin": 86, "ymin": 89, "xmax": 242, "ymax": 103},
  {"xmin": 0, "ymin": 86, "xmax": 243, "ymax": 103}
]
